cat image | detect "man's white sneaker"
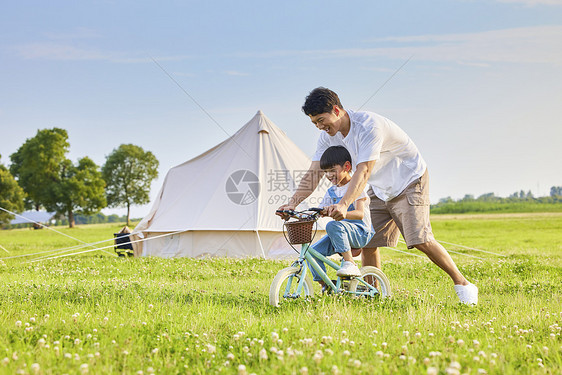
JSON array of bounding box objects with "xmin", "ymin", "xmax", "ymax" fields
[
  {"xmin": 454, "ymin": 283, "xmax": 478, "ymax": 305},
  {"xmin": 336, "ymin": 261, "xmax": 362, "ymax": 278}
]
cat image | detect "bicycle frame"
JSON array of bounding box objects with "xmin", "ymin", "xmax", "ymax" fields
[{"xmin": 284, "ymin": 243, "xmax": 377, "ymax": 298}]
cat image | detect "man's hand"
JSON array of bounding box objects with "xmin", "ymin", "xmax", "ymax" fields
[
  {"xmin": 276, "ymin": 204, "xmax": 296, "ymax": 220},
  {"xmin": 325, "ymin": 203, "xmax": 348, "ymax": 221}
]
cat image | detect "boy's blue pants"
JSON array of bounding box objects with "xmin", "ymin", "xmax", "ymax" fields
[{"xmin": 309, "ymin": 220, "xmax": 373, "ymax": 282}]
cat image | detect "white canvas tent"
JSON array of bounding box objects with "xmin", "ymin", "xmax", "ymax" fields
[{"xmin": 132, "ymin": 110, "xmax": 327, "ymax": 259}]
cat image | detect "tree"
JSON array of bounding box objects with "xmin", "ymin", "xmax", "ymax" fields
[
  {"xmin": 47, "ymin": 157, "xmax": 107, "ymax": 228},
  {"xmin": 10, "ymin": 128, "xmax": 106, "ymax": 227},
  {"xmin": 0, "ymin": 155, "xmax": 26, "ymax": 225},
  {"xmin": 551, "ymin": 186, "xmax": 562, "ymax": 197},
  {"xmin": 9, "ymin": 128, "xmax": 69, "ymax": 210},
  {"xmin": 102, "ymin": 144, "xmax": 159, "ymax": 226}
]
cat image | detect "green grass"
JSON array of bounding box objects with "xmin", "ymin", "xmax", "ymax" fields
[{"xmin": 0, "ymin": 215, "xmax": 561, "ymax": 374}]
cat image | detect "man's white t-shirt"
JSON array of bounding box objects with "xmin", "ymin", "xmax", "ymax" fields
[
  {"xmin": 318, "ymin": 183, "xmax": 373, "ymax": 233},
  {"xmin": 312, "ymin": 109, "xmax": 427, "ymax": 202}
]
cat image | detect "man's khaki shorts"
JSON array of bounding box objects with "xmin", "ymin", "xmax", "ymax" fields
[{"xmin": 365, "ymin": 170, "xmax": 434, "ymax": 249}]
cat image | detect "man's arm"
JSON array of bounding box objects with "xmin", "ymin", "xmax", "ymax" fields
[
  {"xmin": 325, "ymin": 160, "xmax": 376, "ymax": 221},
  {"xmin": 276, "ymin": 161, "xmax": 323, "ymax": 217}
]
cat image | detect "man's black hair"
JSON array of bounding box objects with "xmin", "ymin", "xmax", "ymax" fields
[
  {"xmin": 320, "ymin": 146, "xmax": 352, "ymax": 170},
  {"xmin": 302, "ymin": 87, "xmax": 344, "ymax": 116}
]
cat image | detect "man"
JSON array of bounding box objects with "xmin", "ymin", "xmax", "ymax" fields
[{"xmin": 277, "ymin": 87, "xmax": 478, "ymax": 304}]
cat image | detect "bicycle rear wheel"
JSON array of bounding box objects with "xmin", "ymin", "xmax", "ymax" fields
[
  {"xmin": 269, "ymin": 266, "xmax": 314, "ymax": 307},
  {"xmin": 348, "ymin": 266, "xmax": 391, "ymax": 298}
]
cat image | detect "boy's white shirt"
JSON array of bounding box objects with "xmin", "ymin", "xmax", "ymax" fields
[
  {"xmin": 318, "ymin": 182, "xmax": 373, "ymax": 233},
  {"xmin": 312, "ymin": 109, "xmax": 427, "ymax": 202}
]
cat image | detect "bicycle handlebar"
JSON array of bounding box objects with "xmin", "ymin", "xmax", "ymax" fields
[{"xmin": 276, "ymin": 208, "xmax": 324, "ymax": 220}]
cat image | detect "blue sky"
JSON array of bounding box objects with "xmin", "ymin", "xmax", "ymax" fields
[{"xmin": 1, "ymin": 0, "xmax": 561, "ymax": 218}]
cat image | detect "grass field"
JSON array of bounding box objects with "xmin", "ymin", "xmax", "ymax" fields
[{"xmin": 0, "ymin": 213, "xmax": 561, "ymax": 374}]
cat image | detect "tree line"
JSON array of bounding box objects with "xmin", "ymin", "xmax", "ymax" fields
[
  {"xmin": 431, "ymin": 188, "xmax": 562, "ymax": 214},
  {"xmin": 1, "ymin": 128, "xmax": 159, "ymax": 227}
]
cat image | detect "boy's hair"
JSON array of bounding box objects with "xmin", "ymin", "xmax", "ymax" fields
[
  {"xmin": 302, "ymin": 87, "xmax": 344, "ymax": 116},
  {"xmin": 320, "ymin": 146, "xmax": 352, "ymax": 170}
]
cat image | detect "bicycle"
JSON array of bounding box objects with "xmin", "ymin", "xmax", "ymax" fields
[{"xmin": 269, "ymin": 208, "xmax": 391, "ymax": 307}]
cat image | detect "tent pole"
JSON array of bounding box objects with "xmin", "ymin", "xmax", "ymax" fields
[{"xmin": 255, "ymin": 230, "xmax": 266, "ymax": 259}]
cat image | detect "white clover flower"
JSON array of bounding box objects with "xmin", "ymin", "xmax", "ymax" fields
[
  {"xmin": 31, "ymin": 363, "xmax": 40, "ymax": 373},
  {"xmin": 271, "ymin": 332, "xmax": 279, "ymax": 342},
  {"xmin": 2, "ymin": 358, "xmax": 9, "ymax": 365},
  {"xmin": 381, "ymin": 342, "xmax": 388, "ymax": 349},
  {"xmin": 449, "ymin": 361, "xmax": 461, "ymax": 370},
  {"xmin": 74, "ymin": 339, "xmax": 81, "ymax": 345},
  {"xmin": 343, "ymin": 350, "xmax": 350, "ymax": 356},
  {"xmin": 427, "ymin": 367, "xmax": 438, "ymax": 375},
  {"xmin": 331, "ymin": 365, "xmax": 340, "ymax": 375},
  {"xmin": 37, "ymin": 338, "xmax": 46, "ymax": 347},
  {"xmin": 30, "ymin": 317, "xmax": 36, "ymax": 323},
  {"xmin": 376, "ymin": 351, "xmax": 384, "ymax": 358},
  {"xmin": 399, "ymin": 355, "xmax": 406, "ymax": 360},
  {"xmin": 206, "ymin": 344, "xmax": 216, "ymax": 354},
  {"xmin": 456, "ymin": 339, "xmax": 465, "ymax": 346},
  {"xmin": 299, "ymin": 367, "xmax": 308, "ymax": 375},
  {"xmin": 423, "ymin": 357, "xmax": 430, "ymax": 365},
  {"xmin": 226, "ymin": 353, "xmax": 235, "ymax": 360},
  {"xmin": 415, "ymin": 332, "xmax": 422, "ymax": 338},
  {"xmin": 259, "ymin": 348, "xmax": 268, "ymax": 360},
  {"xmin": 403, "ymin": 331, "xmax": 409, "ymax": 337},
  {"xmin": 80, "ymin": 363, "xmax": 89, "ymax": 374},
  {"xmin": 238, "ymin": 364, "xmax": 247, "ymax": 375},
  {"xmin": 15, "ymin": 321, "xmax": 22, "ymax": 327},
  {"xmin": 353, "ymin": 359, "xmax": 361, "ymax": 368}
]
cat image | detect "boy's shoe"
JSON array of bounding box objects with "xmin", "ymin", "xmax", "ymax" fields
[
  {"xmin": 336, "ymin": 261, "xmax": 362, "ymax": 278},
  {"xmin": 454, "ymin": 283, "xmax": 478, "ymax": 305}
]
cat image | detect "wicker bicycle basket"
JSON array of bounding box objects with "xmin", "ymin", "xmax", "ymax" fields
[{"xmin": 284, "ymin": 219, "xmax": 315, "ymax": 245}]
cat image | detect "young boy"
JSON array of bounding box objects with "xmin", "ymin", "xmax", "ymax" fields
[{"xmin": 309, "ymin": 145, "xmax": 374, "ymax": 289}]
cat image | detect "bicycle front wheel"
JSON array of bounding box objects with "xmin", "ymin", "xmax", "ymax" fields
[{"xmin": 269, "ymin": 266, "xmax": 314, "ymax": 307}]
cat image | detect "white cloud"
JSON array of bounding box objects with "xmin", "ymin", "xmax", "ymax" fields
[
  {"xmin": 42, "ymin": 28, "xmax": 102, "ymax": 41},
  {"xmin": 14, "ymin": 26, "xmax": 562, "ymax": 67},
  {"xmin": 13, "ymin": 42, "xmax": 192, "ymax": 64},
  {"xmin": 322, "ymin": 25, "xmax": 562, "ymax": 65},
  {"xmin": 495, "ymin": 0, "xmax": 562, "ymax": 5},
  {"xmin": 225, "ymin": 70, "xmax": 250, "ymax": 76}
]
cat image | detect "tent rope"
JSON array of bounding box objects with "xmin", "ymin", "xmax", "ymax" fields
[
  {"xmin": 24, "ymin": 229, "xmax": 186, "ymax": 263},
  {"xmin": 397, "ymin": 239, "xmax": 485, "ymax": 260},
  {"xmin": 0, "ymin": 243, "xmax": 9, "ymax": 254},
  {"xmin": 0, "ymin": 206, "xmax": 117, "ymax": 257}
]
